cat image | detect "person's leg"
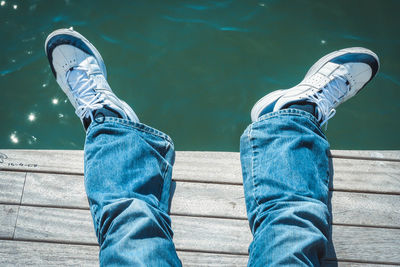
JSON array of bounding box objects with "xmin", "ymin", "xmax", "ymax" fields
[
  {"xmin": 85, "ymin": 117, "xmax": 181, "ymax": 266},
  {"xmin": 241, "ymin": 109, "xmax": 330, "ymax": 266},
  {"xmin": 241, "ymin": 48, "xmax": 379, "ymax": 266},
  {"xmin": 45, "ymin": 28, "xmax": 181, "ymax": 266}
]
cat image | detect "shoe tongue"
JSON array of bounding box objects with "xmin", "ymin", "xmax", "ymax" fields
[
  {"xmin": 67, "ymin": 56, "xmax": 109, "ymax": 105},
  {"xmin": 326, "ymin": 76, "xmax": 349, "ymax": 102},
  {"xmin": 67, "ymin": 68, "xmax": 97, "ymax": 104}
]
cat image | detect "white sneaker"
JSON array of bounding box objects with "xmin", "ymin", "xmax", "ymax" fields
[
  {"xmin": 250, "ymin": 47, "xmax": 380, "ymax": 126},
  {"xmin": 45, "ymin": 28, "xmax": 139, "ymax": 129}
]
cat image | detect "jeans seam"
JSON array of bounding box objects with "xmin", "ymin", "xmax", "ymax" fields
[
  {"xmin": 91, "ymin": 206, "xmax": 102, "ymax": 244},
  {"xmin": 246, "ymin": 125, "xmax": 259, "ymax": 267},
  {"xmin": 248, "ymin": 125, "xmax": 261, "ymax": 208},
  {"xmin": 160, "ymin": 162, "xmax": 170, "ymax": 212},
  {"xmin": 160, "ymin": 142, "xmax": 169, "ymax": 191},
  {"xmin": 162, "ymin": 142, "xmax": 171, "ymax": 178}
]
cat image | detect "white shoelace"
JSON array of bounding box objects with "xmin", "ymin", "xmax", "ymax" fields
[
  {"xmin": 307, "ymin": 75, "xmax": 350, "ymax": 128},
  {"xmin": 66, "ymin": 66, "xmax": 105, "ymax": 121}
]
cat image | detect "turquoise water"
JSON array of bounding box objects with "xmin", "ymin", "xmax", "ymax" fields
[{"xmin": 1, "ymin": 0, "xmax": 399, "ymax": 151}]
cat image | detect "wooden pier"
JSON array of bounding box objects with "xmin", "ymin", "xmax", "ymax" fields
[{"xmin": 0, "ymin": 149, "xmax": 400, "ymax": 266}]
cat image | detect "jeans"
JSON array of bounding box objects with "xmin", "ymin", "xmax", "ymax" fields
[
  {"xmin": 84, "ymin": 109, "xmax": 330, "ymax": 266},
  {"xmin": 240, "ymin": 109, "xmax": 330, "ymax": 266}
]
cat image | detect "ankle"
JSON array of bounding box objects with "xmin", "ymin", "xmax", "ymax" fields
[
  {"xmin": 83, "ymin": 106, "xmax": 123, "ymax": 130},
  {"xmin": 283, "ymin": 101, "xmax": 318, "ymax": 119}
]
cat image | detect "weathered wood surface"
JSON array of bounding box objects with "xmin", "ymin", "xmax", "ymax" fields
[
  {"xmin": 4, "ymin": 204, "xmax": 400, "ymax": 263},
  {"xmin": 0, "ymin": 149, "xmax": 400, "ymax": 266},
  {"xmin": 0, "ymin": 205, "xmax": 19, "ymax": 239},
  {"xmin": 11, "ymin": 172, "xmax": 400, "ymax": 228},
  {"xmin": 1, "ymin": 241, "xmax": 397, "ymax": 267},
  {"xmin": 1, "ymin": 149, "xmax": 400, "ymax": 193},
  {"xmin": 0, "ymin": 171, "xmax": 25, "ymax": 204}
]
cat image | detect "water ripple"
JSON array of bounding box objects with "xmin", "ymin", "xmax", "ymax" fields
[
  {"xmin": 239, "ymin": 9, "xmax": 262, "ymax": 21},
  {"xmin": 52, "ymin": 14, "xmax": 87, "ymax": 25},
  {"xmin": 380, "ymin": 73, "xmax": 400, "ymax": 87},
  {"xmin": 0, "ymin": 53, "xmax": 41, "ymax": 76},
  {"xmin": 184, "ymin": 0, "xmax": 232, "ymax": 10},
  {"xmin": 163, "ymin": 15, "xmax": 249, "ymax": 32},
  {"xmin": 184, "ymin": 4, "xmax": 209, "ymax": 11},
  {"xmin": 219, "ymin": 26, "xmax": 249, "ymax": 32},
  {"xmin": 100, "ymin": 34, "xmax": 121, "ymax": 44},
  {"xmin": 342, "ymin": 34, "xmax": 372, "ymax": 42}
]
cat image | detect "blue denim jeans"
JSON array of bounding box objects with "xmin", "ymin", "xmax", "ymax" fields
[
  {"xmin": 84, "ymin": 117, "xmax": 181, "ymax": 266},
  {"xmin": 240, "ymin": 109, "xmax": 330, "ymax": 266},
  {"xmin": 84, "ymin": 109, "xmax": 330, "ymax": 266}
]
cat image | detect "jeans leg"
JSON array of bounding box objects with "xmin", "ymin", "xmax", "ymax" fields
[
  {"xmin": 240, "ymin": 109, "xmax": 331, "ymax": 267},
  {"xmin": 84, "ymin": 117, "xmax": 181, "ymax": 266}
]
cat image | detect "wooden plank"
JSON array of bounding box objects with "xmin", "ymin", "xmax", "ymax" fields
[
  {"xmin": 175, "ymin": 156, "xmax": 400, "ymax": 193},
  {"xmin": 1, "ymin": 149, "xmax": 399, "ymax": 175},
  {"xmin": 13, "ymin": 206, "xmax": 251, "ymax": 254},
  {"xmin": 173, "ymin": 151, "xmax": 242, "ymax": 184},
  {"xmin": 0, "ymin": 149, "xmax": 84, "ymax": 174},
  {"xmin": 11, "ymin": 205, "xmax": 400, "ymax": 263},
  {"xmin": 171, "ymin": 181, "xmax": 247, "ymax": 219},
  {"xmin": 0, "ymin": 240, "xmax": 250, "ymax": 267},
  {"xmin": 174, "ymin": 183, "xmax": 400, "ymax": 228},
  {"xmin": 172, "ymin": 214, "xmax": 251, "ymax": 254},
  {"xmin": 332, "ymin": 158, "xmax": 400, "ymax": 194},
  {"xmin": 0, "ymin": 205, "xmax": 19, "ymax": 239},
  {"xmin": 331, "ymin": 191, "xmax": 400, "ymax": 228},
  {"xmin": 323, "ymin": 261, "xmax": 400, "ymax": 267},
  {"xmin": 13, "ymin": 205, "xmax": 250, "ymax": 252},
  {"xmin": 328, "ymin": 226, "xmax": 400, "ymax": 264},
  {"xmin": 0, "ymin": 171, "xmax": 25, "ymax": 204},
  {"xmin": 22, "ymin": 173, "xmax": 87, "ymax": 208},
  {"xmin": 0, "ymin": 240, "xmax": 99, "ymax": 267},
  {"xmin": 1, "ymin": 149, "xmax": 400, "ymax": 194},
  {"xmin": 0, "ymin": 241, "xmax": 396, "ymax": 267},
  {"xmin": 14, "ymin": 206, "xmax": 96, "ymax": 244},
  {"xmin": 177, "ymin": 251, "xmax": 248, "ymax": 266},
  {"xmin": 332, "ymin": 150, "xmax": 400, "ymax": 161},
  {"xmin": 21, "ymin": 173, "xmax": 400, "ymax": 228}
]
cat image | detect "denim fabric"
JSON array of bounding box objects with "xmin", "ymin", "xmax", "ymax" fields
[
  {"xmin": 240, "ymin": 109, "xmax": 331, "ymax": 266},
  {"xmin": 84, "ymin": 109, "xmax": 330, "ymax": 266},
  {"xmin": 84, "ymin": 117, "xmax": 182, "ymax": 266}
]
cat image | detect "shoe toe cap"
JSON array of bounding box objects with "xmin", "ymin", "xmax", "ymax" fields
[
  {"xmin": 52, "ymin": 45, "xmax": 91, "ymax": 74},
  {"xmin": 330, "ymin": 52, "xmax": 379, "ymax": 82},
  {"xmin": 46, "ymin": 33, "xmax": 96, "ymax": 78}
]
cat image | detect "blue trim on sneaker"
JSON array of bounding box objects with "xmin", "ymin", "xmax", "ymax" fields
[
  {"xmin": 330, "ymin": 53, "xmax": 379, "ymax": 83},
  {"xmin": 46, "ymin": 34, "xmax": 96, "ymax": 78},
  {"xmin": 258, "ymin": 98, "xmax": 280, "ymax": 118}
]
